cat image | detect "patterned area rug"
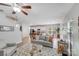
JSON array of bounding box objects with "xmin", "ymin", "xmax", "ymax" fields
[{"xmin": 13, "ymin": 43, "xmax": 57, "ymax": 56}]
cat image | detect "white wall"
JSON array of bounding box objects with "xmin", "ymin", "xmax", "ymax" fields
[
  {"xmin": 0, "ymin": 12, "xmax": 22, "ymax": 48},
  {"xmin": 64, "ymin": 4, "xmax": 79, "ymax": 56},
  {"xmin": 22, "ymin": 24, "xmax": 30, "ymax": 37}
]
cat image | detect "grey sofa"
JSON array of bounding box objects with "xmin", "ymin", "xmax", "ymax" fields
[
  {"xmin": 32, "ymin": 35, "xmax": 53, "ymax": 48},
  {"xmin": 32, "ymin": 40, "xmax": 52, "ymax": 48}
]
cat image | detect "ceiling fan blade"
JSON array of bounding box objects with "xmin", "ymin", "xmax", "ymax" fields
[
  {"xmin": 0, "ymin": 3, "xmax": 11, "ymax": 7},
  {"xmin": 21, "ymin": 10, "xmax": 28, "ymax": 15},
  {"xmin": 22, "ymin": 5, "xmax": 31, "ymax": 9},
  {"xmin": 6, "ymin": 16, "xmax": 17, "ymax": 21}
]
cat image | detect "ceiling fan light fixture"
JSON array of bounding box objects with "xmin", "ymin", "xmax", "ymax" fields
[{"xmin": 13, "ymin": 7, "xmax": 21, "ymax": 12}]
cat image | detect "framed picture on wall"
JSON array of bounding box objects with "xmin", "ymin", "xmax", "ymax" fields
[{"xmin": 0, "ymin": 25, "xmax": 14, "ymax": 32}]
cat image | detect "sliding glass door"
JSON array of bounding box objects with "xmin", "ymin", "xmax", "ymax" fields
[{"xmin": 68, "ymin": 19, "xmax": 78, "ymax": 56}]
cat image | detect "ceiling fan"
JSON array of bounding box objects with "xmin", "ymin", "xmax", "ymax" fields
[
  {"xmin": 0, "ymin": 3, "xmax": 32, "ymax": 23},
  {"xmin": 0, "ymin": 3, "xmax": 32, "ymax": 15}
]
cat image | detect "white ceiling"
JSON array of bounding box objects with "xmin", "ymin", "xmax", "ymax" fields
[{"xmin": 0, "ymin": 3, "xmax": 74, "ymax": 25}]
